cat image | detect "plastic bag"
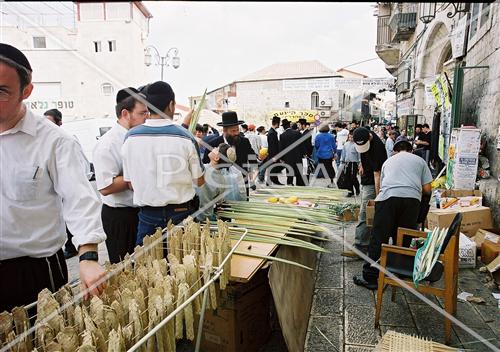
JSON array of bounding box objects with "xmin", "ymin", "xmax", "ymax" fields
[
  {"xmin": 413, "ymin": 227, "xmax": 447, "ymax": 287},
  {"xmin": 221, "ymin": 166, "xmax": 247, "ymax": 201},
  {"xmin": 336, "ymin": 164, "xmax": 351, "ymax": 190}
]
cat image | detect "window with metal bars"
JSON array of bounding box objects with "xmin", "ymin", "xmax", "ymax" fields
[{"xmin": 33, "ymin": 36, "xmax": 46, "ymax": 49}]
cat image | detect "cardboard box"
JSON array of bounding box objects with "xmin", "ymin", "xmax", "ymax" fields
[
  {"xmin": 341, "ymin": 208, "xmax": 360, "ymax": 222},
  {"xmin": 481, "ymin": 240, "xmax": 500, "ymax": 265},
  {"xmin": 366, "ymin": 200, "xmax": 375, "ymax": 227},
  {"xmin": 472, "ymin": 228, "xmax": 500, "ymax": 248},
  {"xmin": 459, "ymin": 233, "xmax": 476, "ymax": 268},
  {"xmin": 440, "ymin": 190, "xmax": 482, "ymax": 198},
  {"xmin": 195, "ymin": 270, "xmax": 271, "ymax": 352},
  {"xmin": 426, "ymin": 206, "xmax": 493, "ymax": 237}
]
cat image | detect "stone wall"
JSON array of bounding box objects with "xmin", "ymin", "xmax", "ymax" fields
[
  {"xmin": 461, "ymin": 1, "xmax": 500, "ymax": 226},
  {"xmin": 236, "ymin": 80, "xmax": 343, "ymax": 126}
]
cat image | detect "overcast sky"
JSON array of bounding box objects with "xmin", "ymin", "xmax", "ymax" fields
[{"xmin": 143, "ymin": 1, "xmax": 390, "ymax": 106}]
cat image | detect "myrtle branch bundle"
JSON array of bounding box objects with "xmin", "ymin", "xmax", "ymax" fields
[{"xmin": 0, "ymin": 218, "xmax": 233, "ymax": 352}]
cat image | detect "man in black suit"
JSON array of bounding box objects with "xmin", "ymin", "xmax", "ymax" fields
[
  {"xmin": 265, "ymin": 115, "xmax": 283, "ymax": 186},
  {"xmin": 279, "ymin": 119, "xmax": 306, "ymax": 186},
  {"xmin": 298, "ymin": 118, "xmax": 313, "ymax": 157},
  {"xmin": 202, "ymin": 111, "xmax": 257, "ymax": 193}
]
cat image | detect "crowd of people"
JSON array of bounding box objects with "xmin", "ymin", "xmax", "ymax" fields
[{"xmin": 0, "ymin": 42, "xmax": 436, "ymax": 314}]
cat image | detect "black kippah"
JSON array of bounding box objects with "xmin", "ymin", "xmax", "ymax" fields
[
  {"xmin": 116, "ymin": 87, "xmax": 139, "ymax": 104},
  {"xmin": 0, "ymin": 43, "xmax": 32, "ymax": 72},
  {"xmin": 145, "ymin": 81, "xmax": 175, "ymax": 113}
]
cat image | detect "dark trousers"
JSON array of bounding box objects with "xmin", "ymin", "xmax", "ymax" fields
[
  {"xmin": 345, "ymin": 162, "xmax": 360, "ymax": 194},
  {"xmin": 362, "ymin": 197, "xmax": 420, "ymax": 283},
  {"xmin": 266, "ymin": 162, "xmax": 283, "ymax": 185},
  {"xmin": 285, "ymin": 162, "xmax": 305, "ymax": 186},
  {"xmin": 0, "ymin": 249, "xmax": 68, "ymax": 312},
  {"xmin": 102, "ymin": 205, "xmax": 139, "ymax": 264},
  {"xmin": 318, "ymin": 158, "xmax": 335, "ymax": 182},
  {"xmin": 136, "ymin": 198, "xmax": 198, "ymax": 246},
  {"xmin": 64, "ymin": 226, "xmax": 77, "ymax": 252}
]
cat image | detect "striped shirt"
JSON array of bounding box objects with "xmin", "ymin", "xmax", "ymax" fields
[{"xmin": 121, "ymin": 118, "xmax": 204, "ymax": 207}]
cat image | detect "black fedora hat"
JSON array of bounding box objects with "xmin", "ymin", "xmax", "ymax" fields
[{"xmin": 217, "ymin": 111, "xmax": 245, "ymax": 127}]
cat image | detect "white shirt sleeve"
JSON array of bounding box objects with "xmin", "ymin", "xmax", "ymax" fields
[
  {"xmin": 188, "ymin": 142, "xmax": 205, "ymax": 179},
  {"xmin": 93, "ymin": 144, "xmax": 121, "ymax": 190},
  {"xmin": 121, "ymin": 140, "xmax": 131, "ymax": 182},
  {"xmin": 49, "ymin": 137, "xmax": 106, "ymax": 249}
]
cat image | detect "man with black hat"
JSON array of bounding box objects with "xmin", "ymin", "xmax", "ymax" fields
[
  {"xmin": 353, "ymin": 139, "xmax": 433, "ymax": 289},
  {"xmin": 298, "ymin": 118, "xmax": 313, "ymax": 158},
  {"xmin": 93, "ymin": 87, "xmax": 149, "ymax": 263},
  {"xmin": 202, "ymin": 111, "xmax": 257, "ymax": 193},
  {"xmin": 342, "ymin": 127, "xmax": 387, "ymax": 258},
  {"xmin": 279, "ymin": 118, "xmax": 306, "ymax": 186},
  {"xmin": 264, "ymin": 115, "xmax": 284, "ymax": 185},
  {"xmin": 0, "ymin": 44, "xmax": 107, "ymax": 311},
  {"xmin": 122, "ymin": 81, "xmax": 207, "ymax": 245}
]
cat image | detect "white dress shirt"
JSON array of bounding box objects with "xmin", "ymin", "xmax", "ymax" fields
[
  {"xmin": 336, "ymin": 128, "xmax": 349, "ymax": 150},
  {"xmin": 244, "ymin": 131, "xmax": 262, "ymax": 154},
  {"xmin": 0, "ymin": 108, "xmax": 106, "ymax": 260},
  {"xmin": 93, "ymin": 122, "xmax": 135, "ymax": 207},
  {"xmin": 259, "ymin": 134, "xmax": 268, "ymax": 148},
  {"xmin": 121, "ymin": 119, "xmax": 205, "ymax": 207}
]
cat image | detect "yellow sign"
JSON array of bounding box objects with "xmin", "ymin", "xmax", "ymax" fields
[
  {"xmin": 268, "ymin": 110, "xmax": 318, "ymax": 123},
  {"xmin": 431, "ymin": 84, "xmax": 441, "ymax": 107}
]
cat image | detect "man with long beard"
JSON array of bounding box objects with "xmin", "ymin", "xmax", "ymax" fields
[{"xmin": 202, "ymin": 111, "xmax": 257, "ymax": 195}]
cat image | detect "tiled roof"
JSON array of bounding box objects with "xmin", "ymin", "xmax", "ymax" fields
[{"xmin": 236, "ymin": 60, "xmax": 337, "ymax": 82}]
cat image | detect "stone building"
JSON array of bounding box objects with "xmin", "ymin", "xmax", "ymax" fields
[
  {"xmin": 374, "ymin": 2, "xmax": 499, "ymax": 225},
  {"xmin": 1, "ymin": 2, "xmax": 152, "ymax": 121},
  {"xmin": 200, "ymin": 60, "xmax": 359, "ymax": 127}
]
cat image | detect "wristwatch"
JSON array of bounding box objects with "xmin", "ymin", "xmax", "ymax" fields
[{"xmin": 79, "ymin": 251, "xmax": 99, "ymax": 262}]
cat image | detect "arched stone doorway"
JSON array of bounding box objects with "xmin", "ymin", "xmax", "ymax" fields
[{"xmin": 414, "ymin": 21, "xmax": 452, "ymax": 124}]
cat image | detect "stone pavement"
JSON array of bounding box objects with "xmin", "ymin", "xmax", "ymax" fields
[{"xmin": 304, "ymin": 223, "xmax": 500, "ymax": 352}]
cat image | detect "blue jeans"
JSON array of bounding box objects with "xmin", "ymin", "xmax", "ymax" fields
[
  {"xmin": 335, "ymin": 149, "xmax": 342, "ymax": 167},
  {"xmin": 136, "ymin": 206, "xmax": 195, "ymax": 246}
]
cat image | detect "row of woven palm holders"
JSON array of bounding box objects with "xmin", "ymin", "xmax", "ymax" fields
[{"xmin": 0, "ymin": 186, "xmax": 355, "ymax": 352}]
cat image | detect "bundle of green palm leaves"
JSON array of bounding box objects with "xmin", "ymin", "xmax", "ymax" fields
[
  {"xmin": 214, "ymin": 189, "xmax": 348, "ymax": 270},
  {"xmin": 252, "ymin": 186, "xmax": 347, "ymax": 206},
  {"xmin": 188, "ymin": 88, "xmax": 207, "ymax": 134}
]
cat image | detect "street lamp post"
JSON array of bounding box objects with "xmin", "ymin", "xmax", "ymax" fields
[{"xmin": 144, "ymin": 45, "xmax": 180, "ymax": 81}]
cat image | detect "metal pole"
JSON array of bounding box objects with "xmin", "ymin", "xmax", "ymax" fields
[
  {"xmin": 451, "ymin": 65, "xmax": 463, "ymax": 128},
  {"xmin": 160, "ymin": 56, "xmax": 165, "ymax": 81},
  {"xmin": 194, "ymin": 288, "xmax": 209, "ymax": 351}
]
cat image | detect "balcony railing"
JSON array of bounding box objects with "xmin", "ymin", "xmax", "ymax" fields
[
  {"xmin": 377, "ymin": 15, "xmax": 392, "ymax": 45},
  {"xmin": 388, "ymin": 3, "xmax": 417, "ymax": 42}
]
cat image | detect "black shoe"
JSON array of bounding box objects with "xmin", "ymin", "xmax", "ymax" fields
[
  {"xmin": 346, "ymin": 192, "xmax": 354, "ymax": 197},
  {"xmin": 267, "ymin": 182, "xmax": 284, "ymax": 186},
  {"xmin": 64, "ymin": 248, "xmax": 78, "ymax": 259},
  {"xmin": 353, "ymin": 275, "xmax": 377, "ymax": 290}
]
